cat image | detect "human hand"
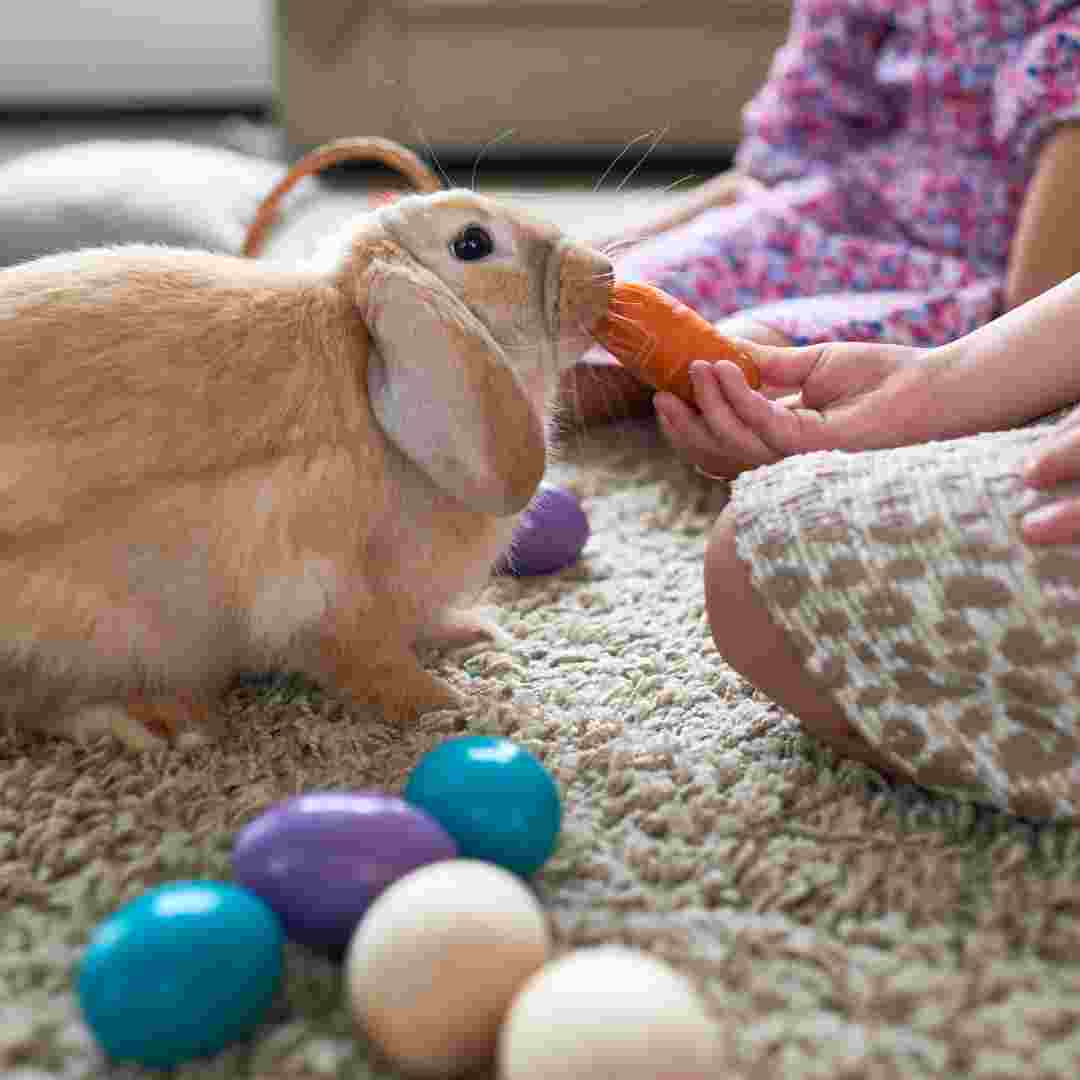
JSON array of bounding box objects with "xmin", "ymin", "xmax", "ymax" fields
[
  {"xmin": 1020, "ymin": 407, "xmax": 1080, "ymax": 544},
  {"xmin": 655, "ymin": 335, "xmax": 945, "ymax": 479}
]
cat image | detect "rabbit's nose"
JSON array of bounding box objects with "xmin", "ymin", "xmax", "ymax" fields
[{"xmin": 555, "ymin": 244, "xmax": 614, "ymax": 346}]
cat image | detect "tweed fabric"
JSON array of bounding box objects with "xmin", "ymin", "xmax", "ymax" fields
[{"xmin": 732, "ymin": 415, "xmax": 1080, "ymax": 820}]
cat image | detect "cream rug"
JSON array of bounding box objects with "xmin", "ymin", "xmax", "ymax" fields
[
  {"xmin": 3, "ymin": 169, "xmax": 1080, "ymax": 1079},
  {"xmin": 4, "ymin": 416, "xmax": 1080, "ymax": 1079}
]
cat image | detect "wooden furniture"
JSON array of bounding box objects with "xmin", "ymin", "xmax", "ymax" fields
[{"xmin": 275, "ymin": 0, "xmax": 791, "ymax": 160}]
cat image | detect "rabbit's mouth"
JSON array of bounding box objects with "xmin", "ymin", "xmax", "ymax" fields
[{"xmin": 550, "ymin": 240, "xmax": 614, "ymax": 365}]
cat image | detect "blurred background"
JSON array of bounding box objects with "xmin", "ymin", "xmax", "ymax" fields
[
  {"xmin": 0, "ymin": 0, "xmax": 270, "ymax": 109},
  {"xmin": 0, "ymin": 0, "xmax": 270, "ymax": 163},
  {"xmin": 0, "ymin": 0, "xmax": 790, "ymax": 178}
]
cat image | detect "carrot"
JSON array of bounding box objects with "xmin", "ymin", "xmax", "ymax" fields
[
  {"xmin": 596, "ymin": 281, "xmax": 762, "ymax": 403},
  {"xmin": 241, "ymin": 136, "xmax": 443, "ymax": 258}
]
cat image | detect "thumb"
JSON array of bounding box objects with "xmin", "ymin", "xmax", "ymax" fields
[{"xmin": 734, "ymin": 338, "xmax": 829, "ymax": 391}]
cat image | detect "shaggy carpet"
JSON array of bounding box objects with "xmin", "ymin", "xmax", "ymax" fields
[
  {"xmin": 4, "ymin": 417, "xmax": 1080, "ymax": 1079},
  {"xmin": 2, "ymin": 164, "xmax": 1080, "ymax": 1079}
]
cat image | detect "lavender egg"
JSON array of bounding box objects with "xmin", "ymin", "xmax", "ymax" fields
[
  {"xmin": 496, "ymin": 484, "xmax": 590, "ymax": 577},
  {"xmin": 232, "ymin": 791, "xmax": 458, "ymax": 955}
]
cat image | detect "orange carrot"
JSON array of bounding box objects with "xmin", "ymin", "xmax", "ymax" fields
[{"xmin": 596, "ymin": 281, "xmax": 762, "ymax": 403}]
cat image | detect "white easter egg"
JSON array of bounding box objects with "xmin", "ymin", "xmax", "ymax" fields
[
  {"xmin": 498, "ymin": 944, "xmax": 721, "ymax": 1079},
  {"xmin": 345, "ymin": 858, "xmax": 550, "ymax": 1077}
]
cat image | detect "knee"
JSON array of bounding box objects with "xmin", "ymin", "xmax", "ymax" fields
[{"xmin": 703, "ymin": 504, "xmax": 748, "ymax": 646}]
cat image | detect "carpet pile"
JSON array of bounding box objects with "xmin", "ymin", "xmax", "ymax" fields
[{"xmin": 4, "ymin": 417, "xmax": 1080, "ymax": 1078}]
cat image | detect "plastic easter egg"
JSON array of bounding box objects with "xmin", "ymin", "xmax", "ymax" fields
[
  {"xmin": 496, "ymin": 483, "xmax": 589, "ymax": 576},
  {"xmin": 232, "ymin": 790, "xmax": 458, "ymax": 953},
  {"xmin": 498, "ymin": 945, "xmax": 721, "ymax": 1080},
  {"xmin": 346, "ymin": 859, "xmax": 551, "ymax": 1077},
  {"xmin": 77, "ymin": 880, "xmax": 283, "ymax": 1069},
  {"xmin": 404, "ymin": 736, "xmax": 561, "ymax": 877}
]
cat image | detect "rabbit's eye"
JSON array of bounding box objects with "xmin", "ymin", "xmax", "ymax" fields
[{"xmin": 450, "ymin": 224, "xmax": 494, "ymax": 261}]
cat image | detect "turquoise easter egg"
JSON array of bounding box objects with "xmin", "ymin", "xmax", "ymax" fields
[
  {"xmin": 404, "ymin": 736, "xmax": 562, "ymax": 877},
  {"xmin": 77, "ymin": 880, "xmax": 284, "ymax": 1068}
]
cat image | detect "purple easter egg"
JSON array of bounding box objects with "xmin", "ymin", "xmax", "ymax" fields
[
  {"xmin": 496, "ymin": 484, "xmax": 590, "ymax": 577},
  {"xmin": 232, "ymin": 791, "xmax": 457, "ymax": 954}
]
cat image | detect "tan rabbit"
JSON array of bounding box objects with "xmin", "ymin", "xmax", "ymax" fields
[{"xmin": 0, "ymin": 181, "xmax": 613, "ymax": 748}]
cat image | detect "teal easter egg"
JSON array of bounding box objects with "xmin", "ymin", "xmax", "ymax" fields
[
  {"xmin": 404, "ymin": 736, "xmax": 562, "ymax": 877},
  {"xmin": 77, "ymin": 880, "xmax": 283, "ymax": 1068}
]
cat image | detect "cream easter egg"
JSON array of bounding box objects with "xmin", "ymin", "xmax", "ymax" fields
[
  {"xmin": 498, "ymin": 944, "xmax": 721, "ymax": 1079},
  {"xmin": 345, "ymin": 858, "xmax": 550, "ymax": 1077}
]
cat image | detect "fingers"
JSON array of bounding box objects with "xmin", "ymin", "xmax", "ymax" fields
[
  {"xmin": 709, "ymin": 322, "xmax": 796, "ymax": 400},
  {"xmin": 655, "ymin": 367, "xmax": 778, "ymax": 479},
  {"xmin": 655, "ymin": 388, "xmax": 772, "ymax": 480},
  {"xmin": 690, "ymin": 362, "xmax": 781, "ymax": 468},
  {"xmin": 654, "ymin": 360, "xmax": 822, "ymax": 479},
  {"xmin": 1022, "ymin": 423, "xmax": 1080, "ymax": 489},
  {"xmin": 1021, "ymin": 496, "xmax": 1080, "ymax": 545},
  {"xmin": 1020, "ymin": 423, "xmax": 1080, "ymax": 543},
  {"xmin": 736, "ymin": 339, "xmax": 830, "ymax": 392},
  {"xmin": 701, "ymin": 360, "xmax": 828, "ymax": 459},
  {"xmin": 653, "ymin": 341, "xmax": 864, "ymax": 478}
]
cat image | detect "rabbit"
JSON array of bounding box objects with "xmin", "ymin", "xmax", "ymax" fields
[{"xmin": 0, "ymin": 187, "xmax": 613, "ymax": 748}]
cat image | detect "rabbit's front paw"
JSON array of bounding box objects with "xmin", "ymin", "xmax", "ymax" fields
[
  {"xmin": 417, "ymin": 607, "xmax": 511, "ymax": 650},
  {"xmin": 376, "ymin": 669, "xmax": 466, "ymax": 726},
  {"xmin": 339, "ymin": 656, "xmax": 465, "ymax": 726}
]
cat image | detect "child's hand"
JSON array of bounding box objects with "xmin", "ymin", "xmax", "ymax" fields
[
  {"xmin": 655, "ymin": 337, "xmax": 943, "ymax": 479},
  {"xmin": 1021, "ymin": 406, "xmax": 1080, "ymax": 544}
]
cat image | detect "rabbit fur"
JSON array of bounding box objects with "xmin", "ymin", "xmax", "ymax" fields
[{"xmin": 0, "ymin": 189, "xmax": 613, "ymax": 747}]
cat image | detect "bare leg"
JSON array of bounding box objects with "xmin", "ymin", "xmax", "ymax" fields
[{"xmin": 704, "ymin": 505, "xmax": 901, "ymax": 776}]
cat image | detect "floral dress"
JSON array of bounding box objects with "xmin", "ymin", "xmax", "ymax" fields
[
  {"xmin": 628, "ymin": 0, "xmax": 1080, "ymax": 820},
  {"xmin": 617, "ymin": 0, "xmax": 1080, "ymax": 347}
]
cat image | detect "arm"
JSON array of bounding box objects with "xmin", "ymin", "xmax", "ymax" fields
[
  {"xmin": 933, "ymin": 270, "xmax": 1080, "ymax": 432},
  {"xmin": 1004, "ymin": 123, "xmax": 1080, "ymax": 310},
  {"xmin": 655, "ymin": 272, "xmax": 1080, "ymax": 477},
  {"xmin": 994, "ymin": 6, "xmax": 1080, "ymax": 306}
]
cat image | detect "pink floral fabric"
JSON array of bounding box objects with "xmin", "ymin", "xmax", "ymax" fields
[{"xmin": 616, "ymin": 0, "xmax": 1080, "ymax": 347}]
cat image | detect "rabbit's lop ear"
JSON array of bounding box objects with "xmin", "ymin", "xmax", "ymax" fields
[{"xmin": 363, "ymin": 257, "xmax": 547, "ymax": 515}]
